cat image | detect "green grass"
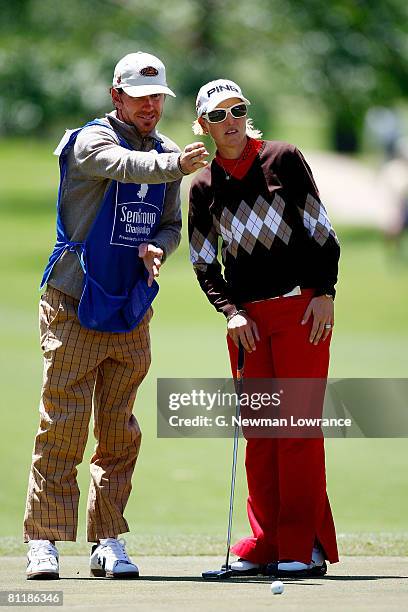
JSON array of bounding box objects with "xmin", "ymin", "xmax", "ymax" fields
[
  {"xmin": 0, "ymin": 139, "xmax": 408, "ymax": 554},
  {"xmin": 1, "ymin": 533, "xmax": 407, "ymax": 557}
]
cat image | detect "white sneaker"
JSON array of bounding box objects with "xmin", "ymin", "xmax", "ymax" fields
[
  {"xmin": 90, "ymin": 538, "xmax": 139, "ymax": 579},
  {"xmin": 26, "ymin": 540, "xmax": 59, "ymax": 580},
  {"xmin": 278, "ymin": 546, "xmax": 325, "ymax": 572},
  {"xmin": 230, "ymin": 558, "xmax": 262, "ymax": 575}
]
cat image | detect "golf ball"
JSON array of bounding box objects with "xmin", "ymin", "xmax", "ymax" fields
[{"xmin": 271, "ymin": 580, "xmax": 284, "ymax": 595}]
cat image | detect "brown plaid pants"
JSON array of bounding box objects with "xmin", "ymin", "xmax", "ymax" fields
[{"xmin": 23, "ymin": 286, "xmax": 152, "ymax": 542}]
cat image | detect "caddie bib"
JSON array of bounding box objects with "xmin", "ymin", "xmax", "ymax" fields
[{"xmin": 41, "ymin": 120, "xmax": 166, "ymax": 332}]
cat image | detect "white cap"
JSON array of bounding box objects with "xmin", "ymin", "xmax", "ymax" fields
[
  {"xmin": 196, "ymin": 79, "xmax": 250, "ymax": 117},
  {"xmin": 112, "ymin": 52, "xmax": 176, "ymax": 98}
]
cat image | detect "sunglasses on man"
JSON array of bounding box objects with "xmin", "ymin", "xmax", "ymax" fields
[{"xmin": 203, "ymin": 103, "xmax": 248, "ymax": 124}]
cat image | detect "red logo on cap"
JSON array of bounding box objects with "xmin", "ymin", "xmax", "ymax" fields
[
  {"xmin": 140, "ymin": 66, "xmax": 159, "ymax": 77},
  {"xmin": 116, "ymin": 75, "xmax": 122, "ymax": 84}
]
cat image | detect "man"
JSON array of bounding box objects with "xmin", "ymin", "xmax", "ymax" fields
[{"xmin": 24, "ymin": 51, "xmax": 208, "ymax": 580}]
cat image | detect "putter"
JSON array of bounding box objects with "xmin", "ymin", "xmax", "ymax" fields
[{"xmin": 202, "ymin": 341, "xmax": 245, "ymax": 580}]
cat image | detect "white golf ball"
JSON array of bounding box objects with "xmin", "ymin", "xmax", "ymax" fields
[{"xmin": 271, "ymin": 580, "xmax": 284, "ymax": 595}]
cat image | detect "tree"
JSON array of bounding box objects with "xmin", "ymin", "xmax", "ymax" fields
[{"xmin": 1, "ymin": 0, "xmax": 407, "ymax": 152}]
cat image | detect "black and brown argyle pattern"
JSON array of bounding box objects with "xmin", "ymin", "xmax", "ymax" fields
[
  {"xmin": 190, "ymin": 194, "xmax": 293, "ymax": 265},
  {"xmin": 298, "ymin": 193, "xmax": 339, "ymax": 247},
  {"xmin": 189, "ymin": 226, "xmax": 218, "ymax": 266},
  {"xmin": 190, "ymin": 191, "xmax": 335, "ymax": 265},
  {"xmin": 215, "ymin": 194, "xmax": 292, "ymax": 258},
  {"xmin": 188, "ymin": 140, "xmax": 341, "ymax": 314}
]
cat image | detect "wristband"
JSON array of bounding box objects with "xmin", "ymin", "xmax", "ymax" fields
[
  {"xmin": 227, "ymin": 309, "xmax": 247, "ymax": 322},
  {"xmin": 177, "ymin": 154, "xmax": 189, "ymax": 175}
]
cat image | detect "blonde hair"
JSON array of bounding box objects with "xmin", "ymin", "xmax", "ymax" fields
[{"xmin": 192, "ymin": 117, "xmax": 263, "ymax": 139}]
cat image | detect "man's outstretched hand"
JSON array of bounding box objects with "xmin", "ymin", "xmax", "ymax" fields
[
  {"xmin": 138, "ymin": 243, "xmax": 164, "ymax": 287},
  {"xmin": 179, "ymin": 142, "xmax": 209, "ymax": 174}
]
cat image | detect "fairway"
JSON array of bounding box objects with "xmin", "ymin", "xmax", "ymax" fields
[{"xmin": 0, "ymin": 140, "xmax": 407, "ymax": 555}]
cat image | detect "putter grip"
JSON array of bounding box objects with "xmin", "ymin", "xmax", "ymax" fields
[{"xmin": 237, "ymin": 341, "xmax": 245, "ymax": 376}]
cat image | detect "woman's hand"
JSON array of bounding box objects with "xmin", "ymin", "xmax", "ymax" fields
[
  {"xmin": 227, "ymin": 312, "xmax": 260, "ymax": 353},
  {"xmin": 301, "ymin": 296, "xmax": 334, "ymax": 345}
]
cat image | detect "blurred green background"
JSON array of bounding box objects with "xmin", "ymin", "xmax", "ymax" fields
[{"xmin": 1, "ymin": 0, "xmax": 407, "ymax": 555}]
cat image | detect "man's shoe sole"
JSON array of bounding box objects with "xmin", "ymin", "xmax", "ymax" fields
[
  {"xmin": 26, "ymin": 572, "xmax": 59, "ymax": 580},
  {"xmin": 90, "ymin": 568, "xmax": 139, "ymax": 579}
]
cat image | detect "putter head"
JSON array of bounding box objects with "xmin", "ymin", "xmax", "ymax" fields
[{"xmin": 202, "ymin": 566, "xmax": 233, "ymax": 580}]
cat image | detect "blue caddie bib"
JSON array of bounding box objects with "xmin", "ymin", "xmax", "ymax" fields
[{"xmin": 41, "ymin": 120, "xmax": 166, "ymax": 332}]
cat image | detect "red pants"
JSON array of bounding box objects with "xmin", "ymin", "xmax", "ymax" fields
[{"xmin": 227, "ymin": 289, "xmax": 339, "ymax": 565}]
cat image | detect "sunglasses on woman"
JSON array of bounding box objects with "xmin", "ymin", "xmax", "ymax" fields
[{"xmin": 203, "ymin": 103, "xmax": 248, "ymax": 124}]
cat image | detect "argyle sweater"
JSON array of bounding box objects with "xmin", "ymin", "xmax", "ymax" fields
[{"xmin": 188, "ymin": 140, "xmax": 340, "ymax": 319}]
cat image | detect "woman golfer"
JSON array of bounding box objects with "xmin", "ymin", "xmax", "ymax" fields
[{"xmin": 188, "ymin": 79, "xmax": 340, "ymax": 577}]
